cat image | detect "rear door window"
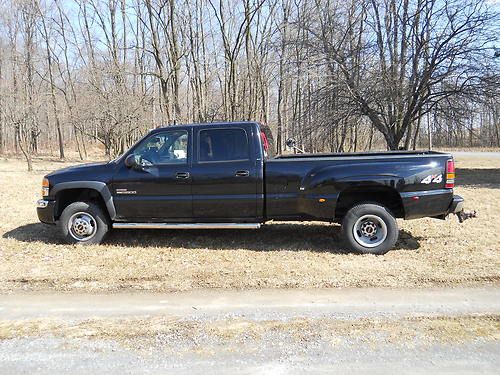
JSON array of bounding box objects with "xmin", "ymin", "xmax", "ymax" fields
[{"xmin": 198, "ymin": 128, "xmax": 249, "ymax": 162}]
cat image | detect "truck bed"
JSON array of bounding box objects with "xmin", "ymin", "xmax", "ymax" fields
[
  {"xmin": 265, "ymin": 150, "xmax": 454, "ymax": 221},
  {"xmin": 275, "ymin": 150, "xmax": 446, "ymax": 159}
]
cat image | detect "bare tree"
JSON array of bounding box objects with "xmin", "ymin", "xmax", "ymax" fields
[
  {"xmin": 37, "ymin": 0, "xmax": 64, "ymax": 159},
  {"xmin": 0, "ymin": 0, "xmax": 497, "ymax": 163},
  {"xmin": 309, "ymin": 0, "xmax": 497, "ymax": 149}
]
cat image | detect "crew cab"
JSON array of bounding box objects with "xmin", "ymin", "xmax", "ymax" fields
[{"xmin": 37, "ymin": 121, "xmax": 464, "ymax": 254}]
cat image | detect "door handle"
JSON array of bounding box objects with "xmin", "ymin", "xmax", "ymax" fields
[
  {"xmin": 235, "ymin": 170, "xmax": 250, "ymax": 177},
  {"xmin": 176, "ymin": 172, "xmax": 190, "ymax": 179}
]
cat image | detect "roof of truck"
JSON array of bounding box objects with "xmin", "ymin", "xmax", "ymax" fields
[{"xmin": 155, "ymin": 121, "xmax": 260, "ymax": 131}]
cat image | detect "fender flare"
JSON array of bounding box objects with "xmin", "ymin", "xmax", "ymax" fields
[
  {"xmin": 300, "ymin": 162, "xmax": 403, "ymax": 191},
  {"xmin": 51, "ymin": 181, "xmax": 116, "ymax": 220}
]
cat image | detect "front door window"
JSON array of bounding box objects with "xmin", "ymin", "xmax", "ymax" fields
[{"xmin": 133, "ymin": 130, "xmax": 188, "ymax": 166}]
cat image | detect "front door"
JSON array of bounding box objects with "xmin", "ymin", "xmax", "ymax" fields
[
  {"xmin": 191, "ymin": 126, "xmax": 258, "ymax": 220},
  {"xmin": 112, "ymin": 128, "xmax": 192, "ymax": 220}
]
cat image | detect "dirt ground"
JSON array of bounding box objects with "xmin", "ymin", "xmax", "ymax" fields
[
  {"xmin": 0, "ymin": 287, "xmax": 499, "ymax": 374},
  {"xmin": 0, "ymin": 154, "xmax": 498, "ymax": 292},
  {"xmin": 0, "ymin": 153, "xmax": 499, "ymax": 373},
  {"xmin": 1, "ymin": 314, "xmax": 497, "ymax": 350}
]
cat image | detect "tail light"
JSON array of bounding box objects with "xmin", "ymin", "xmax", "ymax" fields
[
  {"xmin": 260, "ymin": 131, "xmax": 269, "ymax": 157},
  {"xmin": 445, "ymin": 159, "xmax": 455, "ymax": 189}
]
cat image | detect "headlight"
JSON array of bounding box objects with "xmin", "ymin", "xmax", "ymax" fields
[{"xmin": 42, "ymin": 177, "xmax": 49, "ymax": 197}]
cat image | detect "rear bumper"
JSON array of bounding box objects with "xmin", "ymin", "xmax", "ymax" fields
[
  {"xmin": 37, "ymin": 199, "xmax": 56, "ymax": 224},
  {"xmin": 447, "ymin": 195, "xmax": 464, "ymax": 214},
  {"xmin": 401, "ymin": 189, "xmax": 454, "ymax": 220}
]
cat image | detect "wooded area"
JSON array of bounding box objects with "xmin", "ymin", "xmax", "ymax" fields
[{"xmin": 0, "ymin": 0, "xmax": 498, "ymax": 169}]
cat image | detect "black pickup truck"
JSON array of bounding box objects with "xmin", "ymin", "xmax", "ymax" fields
[{"xmin": 37, "ymin": 121, "xmax": 464, "ymax": 254}]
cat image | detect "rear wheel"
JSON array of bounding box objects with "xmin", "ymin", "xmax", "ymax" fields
[
  {"xmin": 58, "ymin": 201, "xmax": 109, "ymax": 245},
  {"xmin": 341, "ymin": 203, "xmax": 398, "ymax": 255}
]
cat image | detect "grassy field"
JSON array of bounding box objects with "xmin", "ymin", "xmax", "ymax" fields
[{"xmin": 0, "ymin": 154, "xmax": 498, "ymax": 292}]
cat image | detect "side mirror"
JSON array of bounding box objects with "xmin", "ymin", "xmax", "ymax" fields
[
  {"xmin": 285, "ymin": 138, "xmax": 305, "ymax": 153},
  {"xmin": 285, "ymin": 138, "xmax": 296, "ymax": 148},
  {"xmin": 124, "ymin": 154, "xmax": 138, "ymax": 168}
]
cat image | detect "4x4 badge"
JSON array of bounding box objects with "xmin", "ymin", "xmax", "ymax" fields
[{"xmin": 421, "ymin": 174, "xmax": 442, "ymax": 184}]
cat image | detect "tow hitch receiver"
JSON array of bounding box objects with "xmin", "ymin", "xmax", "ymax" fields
[
  {"xmin": 446, "ymin": 195, "xmax": 476, "ymax": 223},
  {"xmin": 455, "ymin": 209, "xmax": 477, "ymax": 223}
]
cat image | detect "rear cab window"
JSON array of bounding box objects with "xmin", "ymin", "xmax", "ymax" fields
[{"xmin": 198, "ymin": 128, "xmax": 249, "ymax": 162}]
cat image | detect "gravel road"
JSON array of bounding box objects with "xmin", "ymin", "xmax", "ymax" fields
[
  {"xmin": 451, "ymin": 151, "xmax": 500, "ymax": 158},
  {"xmin": 1, "ymin": 287, "xmax": 500, "ymax": 320},
  {"xmin": 1, "ymin": 287, "xmax": 499, "ymax": 374}
]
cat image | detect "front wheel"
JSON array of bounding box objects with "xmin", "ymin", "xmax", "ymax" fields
[
  {"xmin": 58, "ymin": 201, "xmax": 109, "ymax": 245},
  {"xmin": 341, "ymin": 203, "xmax": 398, "ymax": 255}
]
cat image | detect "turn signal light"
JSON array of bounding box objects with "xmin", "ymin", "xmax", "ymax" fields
[
  {"xmin": 42, "ymin": 178, "xmax": 49, "ymax": 197},
  {"xmin": 445, "ymin": 159, "xmax": 455, "ymax": 189}
]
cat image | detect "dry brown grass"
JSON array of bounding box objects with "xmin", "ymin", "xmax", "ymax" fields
[
  {"xmin": 0, "ymin": 155, "xmax": 498, "ymax": 292},
  {"xmin": 0, "ymin": 315, "xmax": 498, "ymax": 348}
]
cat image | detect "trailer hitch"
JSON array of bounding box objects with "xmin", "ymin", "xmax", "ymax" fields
[{"xmin": 455, "ymin": 209, "xmax": 477, "ymax": 223}]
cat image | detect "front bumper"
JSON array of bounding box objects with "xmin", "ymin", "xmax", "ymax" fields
[{"xmin": 37, "ymin": 199, "xmax": 56, "ymax": 224}]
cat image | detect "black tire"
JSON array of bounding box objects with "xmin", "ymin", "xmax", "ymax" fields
[
  {"xmin": 341, "ymin": 203, "xmax": 398, "ymax": 255},
  {"xmin": 58, "ymin": 201, "xmax": 109, "ymax": 245}
]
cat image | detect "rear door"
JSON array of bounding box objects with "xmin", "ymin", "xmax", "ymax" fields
[{"xmin": 191, "ymin": 125, "xmax": 258, "ymax": 220}]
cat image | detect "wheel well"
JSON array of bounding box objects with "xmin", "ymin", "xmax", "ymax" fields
[
  {"xmin": 55, "ymin": 188, "xmax": 109, "ymax": 220},
  {"xmin": 335, "ymin": 186, "xmax": 404, "ymax": 219}
]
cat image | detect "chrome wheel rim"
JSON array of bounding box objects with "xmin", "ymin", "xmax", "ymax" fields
[
  {"xmin": 352, "ymin": 214, "xmax": 387, "ymax": 248},
  {"xmin": 68, "ymin": 212, "xmax": 97, "ymax": 241}
]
